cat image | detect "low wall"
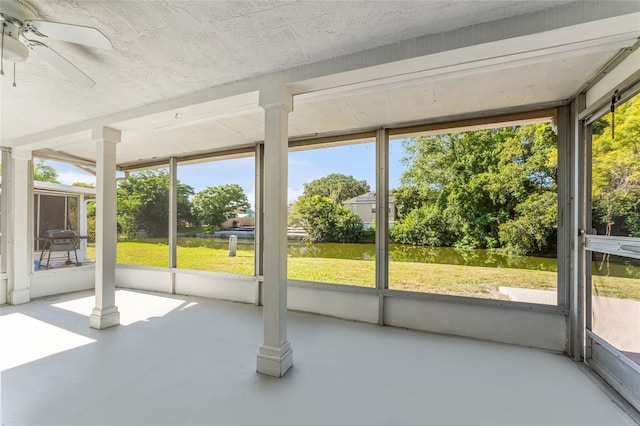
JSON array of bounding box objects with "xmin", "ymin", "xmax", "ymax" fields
[
  {"xmin": 27, "ymin": 265, "xmax": 568, "ymax": 352},
  {"xmin": 384, "ymin": 294, "xmax": 566, "ymax": 351},
  {"xmin": 288, "ymin": 281, "xmax": 379, "ymax": 324},
  {"xmin": 31, "ymin": 265, "xmax": 95, "ymax": 298},
  {"xmin": 174, "ymin": 270, "xmax": 255, "ymax": 304},
  {"xmin": 113, "ymin": 267, "xmax": 568, "ymax": 353}
]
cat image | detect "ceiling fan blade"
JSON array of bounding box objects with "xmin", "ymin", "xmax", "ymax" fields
[
  {"xmin": 25, "ymin": 20, "xmax": 113, "ymax": 50},
  {"xmin": 30, "ymin": 41, "xmax": 95, "ymax": 87}
]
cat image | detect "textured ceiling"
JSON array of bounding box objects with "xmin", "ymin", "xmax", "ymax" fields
[
  {"xmin": 2, "ymin": 0, "xmax": 639, "ymax": 170},
  {"xmin": 1, "ymin": 0, "xmax": 576, "ymax": 141},
  {"xmin": 50, "ymin": 48, "xmax": 618, "ymax": 168}
]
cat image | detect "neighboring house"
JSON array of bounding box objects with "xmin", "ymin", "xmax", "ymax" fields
[
  {"xmin": 342, "ymin": 192, "xmax": 396, "ymax": 228},
  {"xmin": 221, "ymin": 208, "xmax": 255, "ymax": 229}
]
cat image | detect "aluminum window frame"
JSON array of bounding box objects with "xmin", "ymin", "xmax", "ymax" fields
[
  {"xmin": 581, "ymin": 82, "xmax": 640, "ymax": 412},
  {"xmin": 284, "ymin": 105, "xmax": 568, "ymax": 315}
]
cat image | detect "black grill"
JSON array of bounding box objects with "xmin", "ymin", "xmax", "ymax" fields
[
  {"xmin": 38, "ymin": 229, "xmax": 81, "ymax": 269},
  {"xmin": 43, "ymin": 229, "xmax": 77, "ymax": 240}
]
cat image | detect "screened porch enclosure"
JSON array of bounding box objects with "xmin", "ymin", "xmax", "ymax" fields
[{"xmin": 2, "ymin": 1, "xmax": 640, "ymax": 422}]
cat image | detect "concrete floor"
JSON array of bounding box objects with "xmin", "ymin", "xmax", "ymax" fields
[{"xmin": 1, "ymin": 290, "xmax": 637, "ymax": 426}]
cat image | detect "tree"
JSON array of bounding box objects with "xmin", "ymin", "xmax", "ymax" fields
[
  {"xmin": 191, "ymin": 184, "xmax": 250, "ymax": 230},
  {"xmin": 34, "ymin": 159, "xmax": 60, "ymax": 183},
  {"xmin": 591, "ymin": 98, "xmax": 640, "ymax": 237},
  {"xmin": 389, "ymin": 204, "xmax": 453, "ymax": 246},
  {"xmin": 498, "ymin": 192, "xmax": 557, "ymax": 255},
  {"xmin": 290, "ymin": 195, "xmax": 363, "ymax": 243},
  {"xmin": 390, "ymin": 123, "xmax": 558, "ymax": 253},
  {"xmin": 303, "ymin": 173, "xmax": 370, "ymax": 203},
  {"xmin": 117, "ymin": 170, "xmax": 195, "ymax": 238}
]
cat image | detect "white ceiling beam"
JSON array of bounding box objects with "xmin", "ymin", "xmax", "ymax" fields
[
  {"xmin": 8, "ymin": 1, "xmax": 639, "ymax": 149},
  {"xmin": 295, "ymin": 34, "xmax": 637, "ymax": 105}
]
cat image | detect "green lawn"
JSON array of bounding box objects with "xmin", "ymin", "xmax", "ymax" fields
[{"xmin": 86, "ymin": 242, "xmax": 640, "ymax": 301}]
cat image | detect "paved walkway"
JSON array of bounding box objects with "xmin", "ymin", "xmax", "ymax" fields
[{"xmin": 501, "ymin": 286, "xmax": 640, "ymax": 359}]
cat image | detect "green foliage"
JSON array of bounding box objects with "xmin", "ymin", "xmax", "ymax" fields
[
  {"xmin": 498, "ymin": 192, "xmax": 557, "ymax": 255},
  {"xmin": 290, "ymin": 195, "xmax": 364, "ymax": 243},
  {"xmin": 303, "ymin": 173, "xmax": 370, "ymax": 203},
  {"xmin": 591, "ymin": 98, "xmax": 640, "ymax": 237},
  {"xmin": 391, "ymin": 123, "xmax": 558, "ymax": 254},
  {"xmin": 117, "ymin": 170, "xmax": 195, "ymax": 238},
  {"xmin": 360, "ymin": 221, "xmax": 376, "ymax": 243},
  {"xmin": 390, "ymin": 204, "xmax": 453, "ymax": 246},
  {"xmin": 393, "ymin": 186, "xmax": 422, "ymax": 220},
  {"xmin": 190, "ymin": 184, "xmax": 250, "ymax": 230},
  {"xmin": 34, "ymin": 159, "xmax": 59, "ymax": 183}
]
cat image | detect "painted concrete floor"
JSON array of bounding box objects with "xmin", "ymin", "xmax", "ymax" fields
[{"xmin": 1, "ymin": 290, "xmax": 637, "ymax": 426}]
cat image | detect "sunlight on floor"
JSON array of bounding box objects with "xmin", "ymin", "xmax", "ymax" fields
[
  {"xmin": 52, "ymin": 290, "xmax": 193, "ymax": 325},
  {"xmin": 0, "ymin": 313, "xmax": 95, "ymax": 371}
]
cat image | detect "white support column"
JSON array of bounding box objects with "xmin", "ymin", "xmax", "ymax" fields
[
  {"xmin": 90, "ymin": 127, "xmax": 121, "ymax": 329},
  {"xmin": 9, "ymin": 148, "xmax": 32, "ymax": 305},
  {"xmin": 256, "ymin": 86, "xmax": 293, "ymax": 377}
]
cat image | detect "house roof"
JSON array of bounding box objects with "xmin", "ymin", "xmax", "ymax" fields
[
  {"xmin": 0, "ymin": 177, "xmax": 95, "ymax": 195},
  {"xmin": 343, "ymin": 192, "xmax": 394, "ymax": 204},
  {"xmin": 2, "ymin": 1, "xmax": 639, "ymax": 169},
  {"xmin": 34, "ymin": 180, "xmax": 95, "ymax": 196}
]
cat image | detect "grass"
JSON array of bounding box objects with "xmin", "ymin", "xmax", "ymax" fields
[{"xmin": 86, "ymin": 242, "xmax": 640, "ymax": 301}]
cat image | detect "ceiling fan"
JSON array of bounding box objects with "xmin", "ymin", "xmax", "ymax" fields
[{"xmin": 0, "ymin": 0, "xmax": 112, "ymax": 87}]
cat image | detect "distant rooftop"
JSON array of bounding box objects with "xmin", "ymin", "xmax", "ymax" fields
[{"xmin": 343, "ymin": 192, "xmax": 394, "ymax": 204}]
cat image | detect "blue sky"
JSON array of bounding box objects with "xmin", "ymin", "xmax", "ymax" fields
[{"xmin": 44, "ymin": 138, "xmax": 409, "ymax": 206}]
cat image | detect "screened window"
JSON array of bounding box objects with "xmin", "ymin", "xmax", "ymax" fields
[
  {"xmin": 34, "ymin": 193, "xmax": 79, "ymax": 251},
  {"xmin": 288, "ymin": 141, "xmax": 376, "ymax": 287},
  {"xmin": 177, "ymin": 156, "xmax": 255, "ymax": 275},
  {"xmin": 388, "ymin": 120, "xmax": 559, "ymax": 303},
  {"xmin": 116, "ymin": 168, "xmax": 169, "ymax": 267}
]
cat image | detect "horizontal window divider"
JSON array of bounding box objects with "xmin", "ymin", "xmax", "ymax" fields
[
  {"xmin": 116, "ymin": 264, "xmax": 172, "ymax": 271},
  {"xmin": 388, "ymin": 104, "xmax": 561, "ymax": 138},
  {"xmin": 170, "ymin": 267, "xmax": 255, "ymax": 280},
  {"xmin": 587, "ymin": 330, "xmax": 640, "ymax": 375},
  {"xmin": 585, "ymin": 235, "xmax": 640, "ymax": 260},
  {"xmin": 288, "ymin": 130, "xmax": 377, "ymax": 150},
  {"xmin": 118, "ymin": 144, "xmax": 256, "ymax": 171},
  {"xmin": 383, "ymin": 289, "xmax": 567, "ymax": 315},
  {"xmin": 287, "ymin": 279, "xmax": 379, "ymax": 295}
]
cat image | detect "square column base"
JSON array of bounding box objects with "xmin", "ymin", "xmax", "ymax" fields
[
  {"xmin": 10, "ymin": 288, "xmax": 30, "ymax": 305},
  {"xmin": 90, "ymin": 306, "xmax": 120, "ymax": 329},
  {"xmin": 257, "ymin": 342, "xmax": 293, "ymax": 377}
]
